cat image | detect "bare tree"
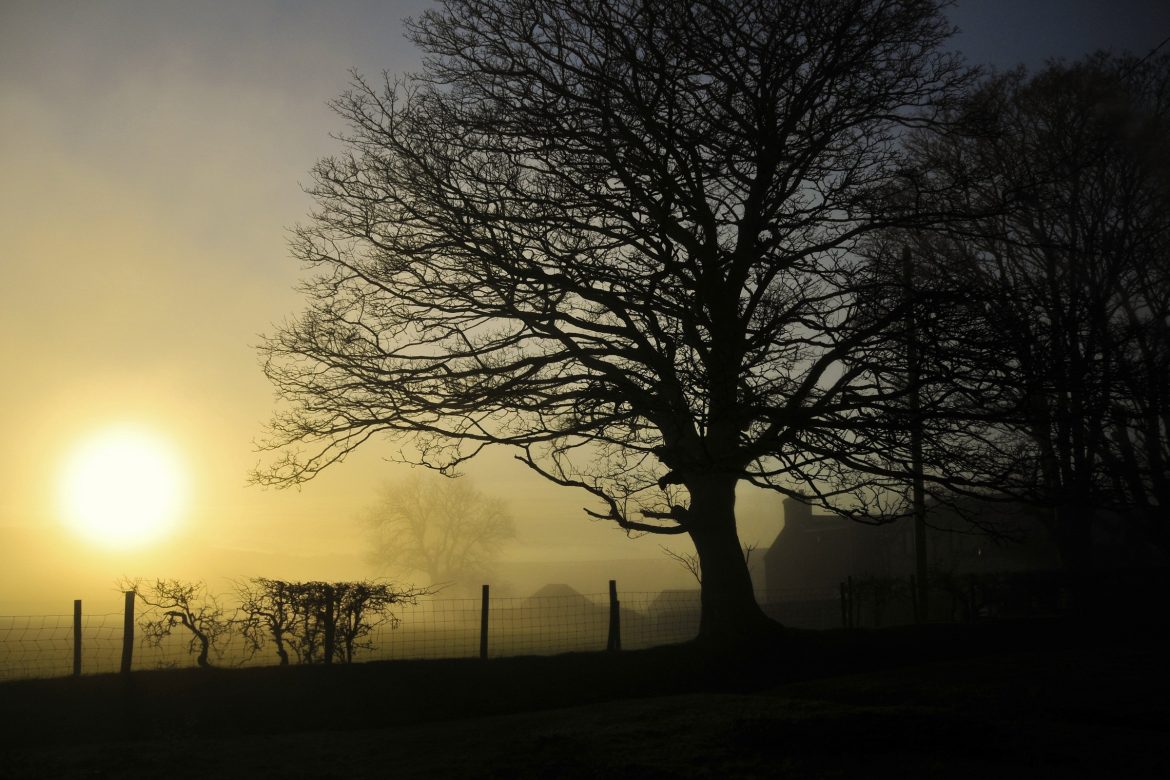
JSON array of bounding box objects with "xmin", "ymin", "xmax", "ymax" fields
[
  {"xmin": 365, "ymin": 475, "xmax": 515, "ymax": 593},
  {"xmin": 330, "ymin": 580, "xmax": 426, "ymax": 663},
  {"xmin": 255, "ymin": 0, "xmax": 971, "ymax": 640},
  {"xmin": 236, "ymin": 578, "xmax": 429, "ymax": 664},
  {"xmin": 122, "ymin": 578, "xmax": 232, "ymax": 669},
  {"xmin": 890, "ymin": 52, "xmax": 1170, "ymax": 570},
  {"xmin": 235, "ymin": 577, "xmax": 299, "ymax": 665}
]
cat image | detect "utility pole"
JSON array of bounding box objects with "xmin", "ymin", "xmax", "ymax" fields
[{"xmin": 903, "ymin": 246, "xmax": 929, "ymax": 622}]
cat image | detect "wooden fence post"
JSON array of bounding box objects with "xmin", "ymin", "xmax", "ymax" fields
[
  {"xmin": 479, "ymin": 584, "xmax": 490, "ymax": 659},
  {"xmin": 910, "ymin": 574, "xmax": 919, "ymax": 625},
  {"xmin": 606, "ymin": 580, "xmax": 621, "ymax": 652},
  {"xmin": 855, "ymin": 576, "xmax": 862, "ymax": 629},
  {"xmin": 73, "ymin": 599, "xmax": 82, "ymax": 677},
  {"xmin": 322, "ymin": 584, "xmax": 336, "ymax": 665},
  {"xmin": 844, "ymin": 576, "xmax": 856, "ymax": 629},
  {"xmin": 120, "ymin": 590, "xmax": 135, "ymax": 675},
  {"xmin": 968, "ymin": 575, "xmax": 978, "ymax": 623},
  {"xmin": 850, "ymin": 576, "xmax": 858, "ymax": 629}
]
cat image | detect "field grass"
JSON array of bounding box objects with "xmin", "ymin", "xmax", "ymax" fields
[{"xmin": 1, "ymin": 619, "xmax": 1167, "ymax": 778}]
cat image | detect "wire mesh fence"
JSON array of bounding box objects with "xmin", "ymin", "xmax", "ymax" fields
[
  {"xmin": 0, "ymin": 587, "xmax": 845, "ymax": 682},
  {"xmin": 0, "ymin": 613, "xmax": 126, "ymax": 681},
  {"xmin": 15, "ymin": 568, "xmax": 1142, "ymax": 682}
]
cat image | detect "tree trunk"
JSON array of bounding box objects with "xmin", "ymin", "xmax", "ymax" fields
[
  {"xmin": 322, "ymin": 585, "xmax": 336, "ymax": 665},
  {"xmin": 195, "ymin": 637, "xmax": 211, "ymax": 668},
  {"xmin": 273, "ymin": 627, "xmax": 289, "ymax": 666},
  {"xmin": 686, "ymin": 475, "xmax": 780, "ymax": 643},
  {"xmin": 186, "ymin": 618, "xmax": 211, "ymax": 668}
]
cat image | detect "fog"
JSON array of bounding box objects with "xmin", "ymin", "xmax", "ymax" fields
[{"xmin": 1, "ymin": 0, "xmax": 1165, "ymax": 616}]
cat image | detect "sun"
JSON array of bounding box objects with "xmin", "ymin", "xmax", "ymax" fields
[{"xmin": 59, "ymin": 426, "xmax": 186, "ymax": 549}]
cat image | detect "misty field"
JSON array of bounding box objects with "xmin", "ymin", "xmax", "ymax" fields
[{"xmin": 1, "ymin": 618, "xmax": 1166, "ymax": 778}]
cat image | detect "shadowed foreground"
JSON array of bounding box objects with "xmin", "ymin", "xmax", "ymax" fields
[{"xmin": 1, "ymin": 620, "xmax": 1166, "ymax": 778}]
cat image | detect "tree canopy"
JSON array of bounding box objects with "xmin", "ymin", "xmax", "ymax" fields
[
  {"xmin": 888, "ymin": 52, "xmax": 1170, "ymax": 568},
  {"xmin": 256, "ymin": 0, "xmax": 972, "ymax": 639}
]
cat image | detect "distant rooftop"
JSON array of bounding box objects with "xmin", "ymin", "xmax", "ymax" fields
[{"xmin": 527, "ymin": 583, "xmax": 585, "ymax": 599}]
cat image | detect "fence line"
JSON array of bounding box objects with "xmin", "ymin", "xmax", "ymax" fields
[
  {"xmin": 0, "ymin": 586, "xmax": 848, "ymax": 681},
  {"xmin": 0, "ymin": 612, "xmax": 128, "ymax": 680},
  {"xmin": 13, "ymin": 571, "xmax": 1107, "ymax": 681}
]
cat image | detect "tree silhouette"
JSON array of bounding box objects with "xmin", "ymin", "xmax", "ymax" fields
[
  {"xmin": 236, "ymin": 578, "xmax": 429, "ymax": 664},
  {"xmin": 123, "ymin": 578, "xmax": 232, "ymax": 669},
  {"xmin": 365, "ymin": 475, "xmax": 515, "ymax": 594},
  {"xmin": 235, "ymin": 577, "xmax": 299, "ymax": 665},
  {"xmin": 256, "ymin": 0, "xmax": 971, "ymax": 640},
  {"xmin": 890, "ymin": 52, "xmax": 1170, "ymax": 570}
]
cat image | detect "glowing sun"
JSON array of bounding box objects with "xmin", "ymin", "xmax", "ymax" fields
[{"xmin": 59, "ymin": 427, "xmax": 186, "ymax": 548}]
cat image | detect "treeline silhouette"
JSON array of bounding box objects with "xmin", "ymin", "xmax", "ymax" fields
[{"xmin": 120, "ymin": 577, "xmax": 429, "ymax": 669}]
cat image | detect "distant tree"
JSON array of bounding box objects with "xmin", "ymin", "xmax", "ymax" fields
[
  {"xmin": 255, "ymin": 0, "xmax": 972, "ymax": 640},
  {"xmin": 122, "ymin": 578, "xmax": 232, "ymax": 669},
  {"xmin": 236, "ymin": 578, "xmax": 429, "ymax": 664},
  {"xmin": 365, "ymin": 475, "xmax": 515, "ymax": 593}
]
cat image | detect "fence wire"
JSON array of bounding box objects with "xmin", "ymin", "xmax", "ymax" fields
[
  {"xmin": 0, "ymin": 589, "xmax": 844, "ymax": 681},
  {"xmin": 0, "ymin": 613, "xmax": 125, "ymax": 680}
]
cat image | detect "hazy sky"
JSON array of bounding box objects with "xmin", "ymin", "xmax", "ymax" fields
[{"xmin": 1, "ymin": 0, "xmax": 1167, "ymax": 612}]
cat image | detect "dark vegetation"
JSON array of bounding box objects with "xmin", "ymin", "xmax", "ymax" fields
[
  {"xmin": 119, "ymin": 579, "xmax": 232, "ymax": 669},
  {"xmin": 119, "ymin": 577, "xmax": 430, "ymax": 669},
  {"xmin": 1, "ymin": 618, "xmax": 1166, "ymax": 777},
  {"xmin": 234, "ymin": 578, "xmax": 430, "ymax": 665},
  {"xmin": 252, "ymin": 0, "xmax": 975, "ymax": 641},
  {"xmin": 253, "ymin": 0, "xmax": 1170, "ymax": 643}
]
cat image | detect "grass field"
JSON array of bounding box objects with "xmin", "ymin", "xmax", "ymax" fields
[{"xmin": 1, "ymin": 619, "xmax": 1167, "ymax": 778}]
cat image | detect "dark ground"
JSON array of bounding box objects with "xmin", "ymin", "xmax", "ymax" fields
[{"xmin": 1, "ymin": 619, "xmax": 1167, "ymax": 778}]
